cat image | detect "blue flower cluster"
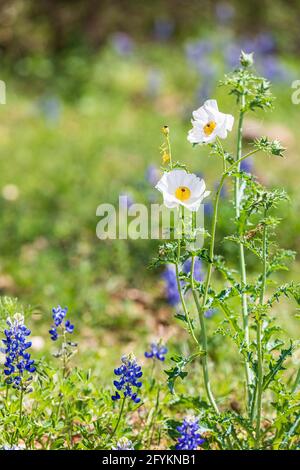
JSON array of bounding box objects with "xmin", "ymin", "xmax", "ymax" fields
[
  {"xmin": 112, "ymin": 355, "xmax": 142, "ymax": 403},
  {"xmin": 183, "ymin": 257, "xmax": 203, "ymax": 282},
  {"xmin": 145, "ymin": 342, "xmax": 168, "ymax": 361},
  {"xmin": 2, "ymin": 314, "xmax": 35, "ymax": 389},
  {"xmin": 49, "ymin": 305, "xmax": 74, "ymax": 341},
  {"xmin": 176, "ymin": 416, "xmax": 205, "ymax": 450},
  {"xmin": 162, "ymin": 264, "xmax": 180, "ymax": 306},
  {"xmin": 112, "ymin": 437, "xmax": 134, "ymax": 450},
  {"xmin": 162, "ymin": 258, "xmax": 204, "ymax": 306}
]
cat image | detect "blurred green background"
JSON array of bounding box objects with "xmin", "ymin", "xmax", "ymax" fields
[{"xmin": 0, "ymin": 0, "xmax": 299, "ymax": 369}]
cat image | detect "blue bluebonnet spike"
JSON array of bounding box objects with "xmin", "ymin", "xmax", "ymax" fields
[
  {"xmin": 2, "ymin": 313, "xmax": 35, "ymax": 389},
  {"xmin": 111, "ymin": 354, "xmax": 143, "ymax": 403},
  {"xmin": 145, "ymin": 342, "xmax": 168, "ymax": 361},
  {"xmin": 176, "ymin": 416, "xmax": 205, "ymax": 450}
]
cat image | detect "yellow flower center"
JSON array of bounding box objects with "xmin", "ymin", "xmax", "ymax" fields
[
  {"xmin": 175, "ymin": 186, "xmax": 191, "ymax": 201},
  {"xmin": 203, "ymin": 120, "xmax": 216, "ymax": 136}
]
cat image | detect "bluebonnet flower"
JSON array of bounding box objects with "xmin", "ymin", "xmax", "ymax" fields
[
  {"xmin": 185, "ymin": 39, "xmax": 213, "ymax": 68},
  {"xmin": 204, "ymin": 308, "xmax": 216, "ymax": 319},
  {"xmin": 119, "ymin": 192, "xmax": 134, "ymax": 209},
  {"xmin": 145, "ymin": 69, "xmax": 163, "ymax": 99},
  {"xmin": 37, "ymin": 95, "xmax": 62, "ymax": 124},
  {"xmin": 162, "ymin": 264, "xmax": 180, "ymax": 306},
  {"xmin": 111, "ymin": 354, "xmax": 143, "ymax": 403},
  {"xmin": 145, "ymin": 342, "xmax": 168, "ymax": 361},
  {"xmin": 111, "ymin": 32, "xmax": 134, "ymax": 56},
  {"xmin": 1, "ymin": 313, "xmax": 35, "ymax": 389},
  {"xmin": 1, "ymin": 444, "xmax": 24, "ymax": 450},
  {"xmin": 112, "ymin": 437, "xmax": 134, "ymax": 450},
  {"xmin": 145, "ymin": 164, "xmax": 160, "ymax": 186},
  {"xmin": 204, "ymin": 200, "xmax": 214, "ymax": 216},
  {"xmin": 259, "ymin": 55, "xmax": 289, "ymax": 82},
  {"xmin": 255, "ymin": 32, "xmax": 276, "ymax": 55},
  {"xmin": 153, "ymin": 18, "xmax": 174, "ymax": 42},
  {"xmin": 215, "ymin": 2, "xmax": 235, "ymax": 24},
  {"xmin": 49, "ymin": 305, "xmax": 74, "ymax": 341},
  {"xmin": 176, "ymin": 416, "xmax": 205, "ymax": 450},
  {"xmin": 163, "ymin": 259, "xmax": 205, "ymax": 306},
  {"xmin": 183, "ymin": 257, "xmax": 203, "ymax": 282},
  {"xmin": 224, "ymin": 43, "xmax": 241, "ymax": 69},
  {"xmin": 240, "ymin": 158, "xmax": 254, "ymax": 174}
]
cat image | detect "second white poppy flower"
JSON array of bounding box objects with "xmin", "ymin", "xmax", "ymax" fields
[{"xmin": 155, "ymin": 169, "xmax": 210, "ymax": 211}]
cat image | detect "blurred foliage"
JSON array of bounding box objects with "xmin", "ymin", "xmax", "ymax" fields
[{"xmin": 0, "ymin": 0, "xmax": 300, "ymax": 58}]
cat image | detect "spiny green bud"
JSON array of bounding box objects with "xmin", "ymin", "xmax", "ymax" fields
[{"xmin": 240, "ymin": 50, "xmax": 254, "ymax": 68}]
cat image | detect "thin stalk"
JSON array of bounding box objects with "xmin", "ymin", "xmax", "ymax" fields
[
  {"xmin": 165, "ymin": 130, "xmax": 173, "ymax": 168},
  {"xmin": 147, "ymin": 386, "xmax": 161, "ymax": 448},
  {"xmin": 191, "ymin": 172, "xmax": 228, "ymax": 414},
  {"xmin": 291, "ymin": 367, "xmax": 300, "ymax": 393},
  {"xmin": 111, "ymin": 396, "xmax": 126, "ymax": 438},
  {"xmin": 175, "ymin": 207, "xmax": 200, "ymax": 347},
  {"xmin": 19, "ymin": 388, "xmax": 23, "ymax": 424},
  {"xmin": 175, "ymin": 241, "xmax": 199, "ymax": 347},
  {"xmin": 235, "ymin": 94, "xmax": 252, "ymax": 410},
  {"xmin": 255, "ymin": 213, "xmax": 267, "ymax": 448}
]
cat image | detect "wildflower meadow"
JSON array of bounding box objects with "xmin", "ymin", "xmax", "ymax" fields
[{"xmin": 0, "ymin": 1, "xmax": 299, "ymax": 458}]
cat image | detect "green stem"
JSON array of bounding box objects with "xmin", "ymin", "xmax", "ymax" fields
[
  {"xmin": 166, "ymin": 131, "xmax": 173, "ymax": 169},
  {"xmin": 147, "ymin": 386, "xmax": 161, "ymax": 448},
  {"xmin": 255, "ymin": 212, "xmax": 267, "ymax": 448},
  {"xmin": 235, "ymin": 95, "xmax": 252, "ymax": 411},
  {"xmin": 291, "ymin": 367, "xmax": 300, "ymax": 393},
  {"xmin": 19, "ymin": 388, "xmax": 23, "ymax": 424},
  {"xmin": 111, "ymin": 396, "xmax": 126, "ymax": 439},
  {"xmin": 175, "ymin": 240, "xmax": 199, "ymax": 347},
  {"xmin": 191, "ymin": 173, "xmax": 228, "ymax": 414},
  {"xmin": 175, "ymin": 207, "xmax": 200, "ymax": 347}
]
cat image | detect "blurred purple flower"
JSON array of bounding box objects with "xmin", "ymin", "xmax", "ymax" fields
[
  {"xmin": 204, "ymin": 308, "xmax": 216, "ymax": 319},
  {"xmin": 183, "ymin": 257, "xmax": 203, "ymax": 282},
  {"xmin": 204, "ymin": 201, "xmax": 214, "ymax": 217},
  {"xmin": 240, "ymin": 158, "xmax": 254, "ymax": 174},
  {"xmin": 162, "ymin": 264, "xmax": 180, "ymax": 306},
  {"xmin": 111, "ymin": 32, "xmax": 134, "ymax": 56},
  {"xmin": 153, "ymin": 18, "xmax": 174, "ymax": 41},
  {"xmin": 119, "ymin": 192, "xmax": 134, "ymax": 209},
  {"xmin": 223, "ymin": 43, "xmax": 241, "ymax": 69},
  {"xmin": 145, "ymin": 69, "xmax": 163, "ymax": 98},
  {"xmin": 37, "ymin": 95, "xmax": 61, "ymax": 124},
  {"xmin": 259, "ymin": 55, "xmax": 289, "ymax": 82},
  {"xmin": 185, "ymin": 40, "xmax": 214, "ymax": 68},
  {"xmin": 255, "ymin": 33, "xmax": 276, "ymax": 55},
  {"xmin": 215, "ymin": 2, "xmax": 235, "ymax": 24},
  {"xmin": 146, "ymin": 164, "xmax": 160, "ymax": 185}
]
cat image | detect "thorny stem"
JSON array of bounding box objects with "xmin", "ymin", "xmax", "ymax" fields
[
  {"xmin": 175, "ymin": 234, "xmax": 199, "ymax": 348},
  {"xmin": 255, "ymin": 210, "xmax": 268, "ymax": 448},
  {"xmin": 191, "ymin": 168, "xmax": 229, "ymax": 415},
  {"xmin": 234, "ymin": 94, "xmax": 252, "ymax": 412},
  {"xmin": 174, "ymin": 206, "xmax": 200, "ymax": 347},
  {"xmin": 291, "ymin": 367, "xmax": 300, "ymax": 393},
  {"xmin": 188, "ymin": 144, "xmax": 260, "ymax": 415}
]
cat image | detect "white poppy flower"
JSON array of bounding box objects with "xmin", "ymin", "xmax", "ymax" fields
[
  {"xmin": 187, "ymin": 99, "xmax": 234, "ymax": 145},
  {"xmin": 155, "ymin": 169, "xmax": 210, "ymax": 211}
]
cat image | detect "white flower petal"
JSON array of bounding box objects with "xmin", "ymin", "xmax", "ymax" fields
[
  {"xmin": 203, "ymin": 99, "xmax": 218, "ymax": 112},
  {"xmin": 188, "ymin": 99, "xmax": 234, "ymax": 145}
]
